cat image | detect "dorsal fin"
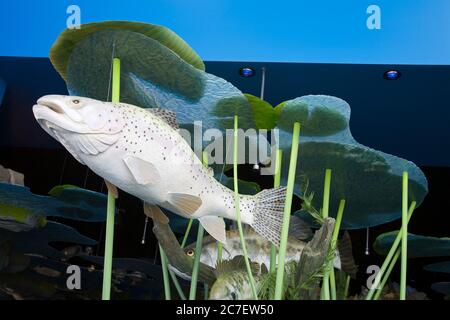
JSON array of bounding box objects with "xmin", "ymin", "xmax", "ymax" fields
[
  {"xmin": 288, "ymin": 216, "xmax": 313, "ymax": 240},
  {"xmin": 337, "ymin": 231, "xmax": 358, "ymax": 278},
  {"xmin": 146, "ymin": 108, "xmax": 179, "ymax": 130},
  {"xmin": 213, "ymin": 256, "xmax": 259, "ymax": 278}
]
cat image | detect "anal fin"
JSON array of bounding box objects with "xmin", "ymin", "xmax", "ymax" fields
[
  {"xmin": 143, "ymin": 203, "xmax": 169, "ymax": 224},
  {"xmin": 199, "ymin": 216, "xmax": 226, "ymax": 244},
  {"xmin": 105, "ymin": 180, "xmax": 118, "ymax": 199},
  {"xmin": 167, "ymin": 192, "xmax": 202, "ymax": 216}
]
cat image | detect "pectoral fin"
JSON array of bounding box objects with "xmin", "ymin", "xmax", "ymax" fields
[
  {"xmin": 104, "ymin": 180, "xmax": 118, "ymax": 199},
  {"xmin": 143, "ymin": 203, "xmax": 169, "ymax": 224},
  {"xmin": 123, "ymin": 155, "xmax": 161, "ymax": 186},
  {"xmin": 167, "ymin": 192, "xmax": 202, "ymax": 215},
  {"xmin": 198, "ymin": 216, "xmax": 226, "ymax": 244}
]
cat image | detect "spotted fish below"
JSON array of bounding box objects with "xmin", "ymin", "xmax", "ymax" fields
[{"xmin": 33, "ymin": 95, "xmax": 287, "ymax": 245}]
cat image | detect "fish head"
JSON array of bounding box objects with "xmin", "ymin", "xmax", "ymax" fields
[{"xmin": 33, "ymin": 95, "xmax": 124, "ymax": 162}]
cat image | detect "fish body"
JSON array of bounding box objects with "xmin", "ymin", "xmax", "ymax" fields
[
  {"xmin": 186, "ymin": 229, "xmax": 306, "ymax": 270},
  {"xmin": 33, "ymin": 95, "xmax": 286, "ymax": 244},
  {"xmin": 209, "ymin": 270, "xmax": 262, "ymax": 300}
]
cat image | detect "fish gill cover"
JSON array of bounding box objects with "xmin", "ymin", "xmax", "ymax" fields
[{"xmin": 274, "ymin": 95, "xmax": 428, "ymax": 229}]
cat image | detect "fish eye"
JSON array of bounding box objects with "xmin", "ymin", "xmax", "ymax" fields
[
  {"xmin": 230, "ymin": 292, "xmax": 237, "ymax": 300},
  {"xmin": 72, "ymin": 99, "xmax": 80, "ymax": 105},
  {"xmin": 186, "ymin": 249, "xmax": 195, "ymax": 257}
]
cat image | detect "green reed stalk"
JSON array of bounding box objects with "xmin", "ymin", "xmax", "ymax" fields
[
  {"xmin": 168, "ymin": 269, "xmax": 186, "ymax": 300},
  {"xmin": 233, "ymin": 115, "xmax": 259, "ymax": 300},
  {"xmin": 217, "ymin": 242, "xmax": 223, "ymax": 262},
  {"xmin": 188, "ymin": 151, "xmax": 209, "ymax": 300},
  {"xmin": 374, "ymin": 248, "xmax": 401, "ymax": 300},
  {"xmin": 320, "ymin": 169, "xmax": 332, "ymax": 300},
  {"xmin": 102, "ymin": 57, "xmax": 120, "ymax": 300},
  {"xmin": 188, "ymin": 223, "xmax": 204, "ymax": 300},
  {"xmin": 329, "ymin": 199, "xmax": 346, "ymax": 300},
  {"xmin": 181, "ymin": 219, "xmax": 193, "ymax": 248},
  {"xmin": 343, "ymin": 274, "xmax": 351, "ymax": 300},
  {"xmin": 159, "ymin": 245, "xmax": 172, "ymax": 300},
  {"xmin": 365, "ymin": 201, "xmax": 416, "ymax": 300},
  {"xmin": 400, "ymin": 171, "xmax": 408, "ymax": 300},
  {"xmin": 270, "ymin": 149, "xmax": 283, "ymax": 274},
  {"xmin": 274, "ymin": 122, "xmax": 301, "ymax": 300}
]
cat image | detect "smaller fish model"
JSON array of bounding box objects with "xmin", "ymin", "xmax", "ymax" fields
[
  {"xmin": 209, "ymin": 256, "xmax": 264, "ymax": 300},
  {"xmin": 183, "ymin": 216, "xmax": 322, "ymax": 269},
  {"xmin": 210, "ymin": 218, "xmax": 340, "ymax": 300},
  {"xmin": 184, "ymin": 217, "xmax": 357, "ymax": 277},
  {"xmin": 151, "ymin": 214, "xmax": 217, "ymax": 285}
]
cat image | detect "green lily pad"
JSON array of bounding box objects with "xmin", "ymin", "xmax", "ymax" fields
[
  {"xmin": 244, "ymin": 94, "xmax": 277, "ymax": 129},
  {"xmin": 431, "ymin": 282, "xmax": 450, "ymax": 296},
  {"xmin": 277, "ymin": 96, "xmax": 349, "ymax": 136},
  {"xmin": 48, "ymin": 184, "xmax": 80, "ymax": 197},
  {"xmin": 215, "ymin": 173, "xmax": 261, "ymax": 195},
  {"xmin": 0, "ymin": 183, "xmax": 109, "ymax": 223},
  {"xmin": 277, "ymin": 95, "xmax": 428, "ymax": 229},
  {"xmin": 0, "ymin": 221, "xmax": 96, "ymax": 259},
  {"xmin": 424, "ymin": 261, "xmax": 450, "ymax": 274},
  {"xmin": 50, "ymin": 20, "xmax": 205, "ymax": 81},
  {"xmin": 0, "ymin": 203, "xmax": 47, "ymax": 232},
  {"xmin": 374, "ymin": 232, "xmax": 450, "ymax": 258},
  {"xmin": 51, "ymin": 22, "xmax": 255, "ymax": 134}
]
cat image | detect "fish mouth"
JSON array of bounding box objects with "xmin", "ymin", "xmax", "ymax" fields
[{"xmin": 33, "ymin": 96, "xmax": 89, "ymax": 136}]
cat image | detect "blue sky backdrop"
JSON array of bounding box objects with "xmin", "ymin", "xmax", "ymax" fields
[{"xmin": 0, "ymin": 0, "xmax": 449, "ymax": 64}]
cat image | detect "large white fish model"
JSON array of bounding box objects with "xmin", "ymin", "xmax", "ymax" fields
[{"xmin": 33, "ymin": 95, "xmax": 286, "ymax": 244}]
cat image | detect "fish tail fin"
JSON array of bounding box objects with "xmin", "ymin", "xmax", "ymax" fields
[{"xmin": 249, "ymin": 186, "xmax": 287, "ymax": 246}]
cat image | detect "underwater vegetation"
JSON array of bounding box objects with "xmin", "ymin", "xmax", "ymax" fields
[
  {"xmin": 1, "ymin": 19, "xmax": 443, "ymax": 301},
  {"xmin": 0, "ymin": 183, "xmax": 110, "ymax": 227}
]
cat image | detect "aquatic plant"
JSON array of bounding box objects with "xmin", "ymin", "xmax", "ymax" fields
[
  {"xmin": 274, "ymin": 122, "xmax": 300, "ymax": 300},
  {"xmin": 45, "ymin": 20, "xmax": 432, "ymax": 301},
  {"xmin": 274, "ymin": 95, "xmax": 428, "ymax": 229},
  {"xmin": 50, "ymin": 21, "xmax": 256, "ymax": 138},
  {"xmin": 374, "ymin": 232, "xmax": 450, "ymax": 258},
  {"xmin": 0, "ymin": 183, "xmax": 109, "ymax": 223},
  {"xmin": 0, "ymin": 221, "xmax": 96, "ymax": 259},
  {"xmin": 424, "ymin": 261, "xmax": 450, "ymax": 274}
]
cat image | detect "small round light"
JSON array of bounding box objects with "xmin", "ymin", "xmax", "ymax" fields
[
  {"xmin": 383, "ymin": 70, "xmax": 401, "ymax": 80},
  {"xmin": 239, "ymin": 67, "xmax": 255, "ymax": 77}
]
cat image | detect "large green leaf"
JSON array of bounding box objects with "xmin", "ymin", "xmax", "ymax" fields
[
  {"xmin": 277, "ymin": 95, "xmax": 428, "ymax": 229},
  {"xmin": 0, "ymin": 221, "xmax": 96, "ymax": 259},
  {"xmin": 50, "ymin": 20, "xmax": 205, "ymax": 81},
  {"xmin": 244, "ymin": 94, "xmax": 277, "ymax": 129},
  {"xmin": 424, "ymin": 261, "xmax": 450, "ymax": 274},
  {"xmin": 0, "ymin": 183, "xmax": 109, "ymax": 224},
  {"xmin": 52, "ymin": 22, "xmax": 255, "ymax": 135},
  {"xmin": 374, "ymin": 232, "xmax": 450, "ymax": 258},
  {"xmin": 277, "ymin": 96, "xmax": 348, "ymax": 136},
  {"xmin": 431, "ymin": 282, "xmax": 450, "ymax": 296}
]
